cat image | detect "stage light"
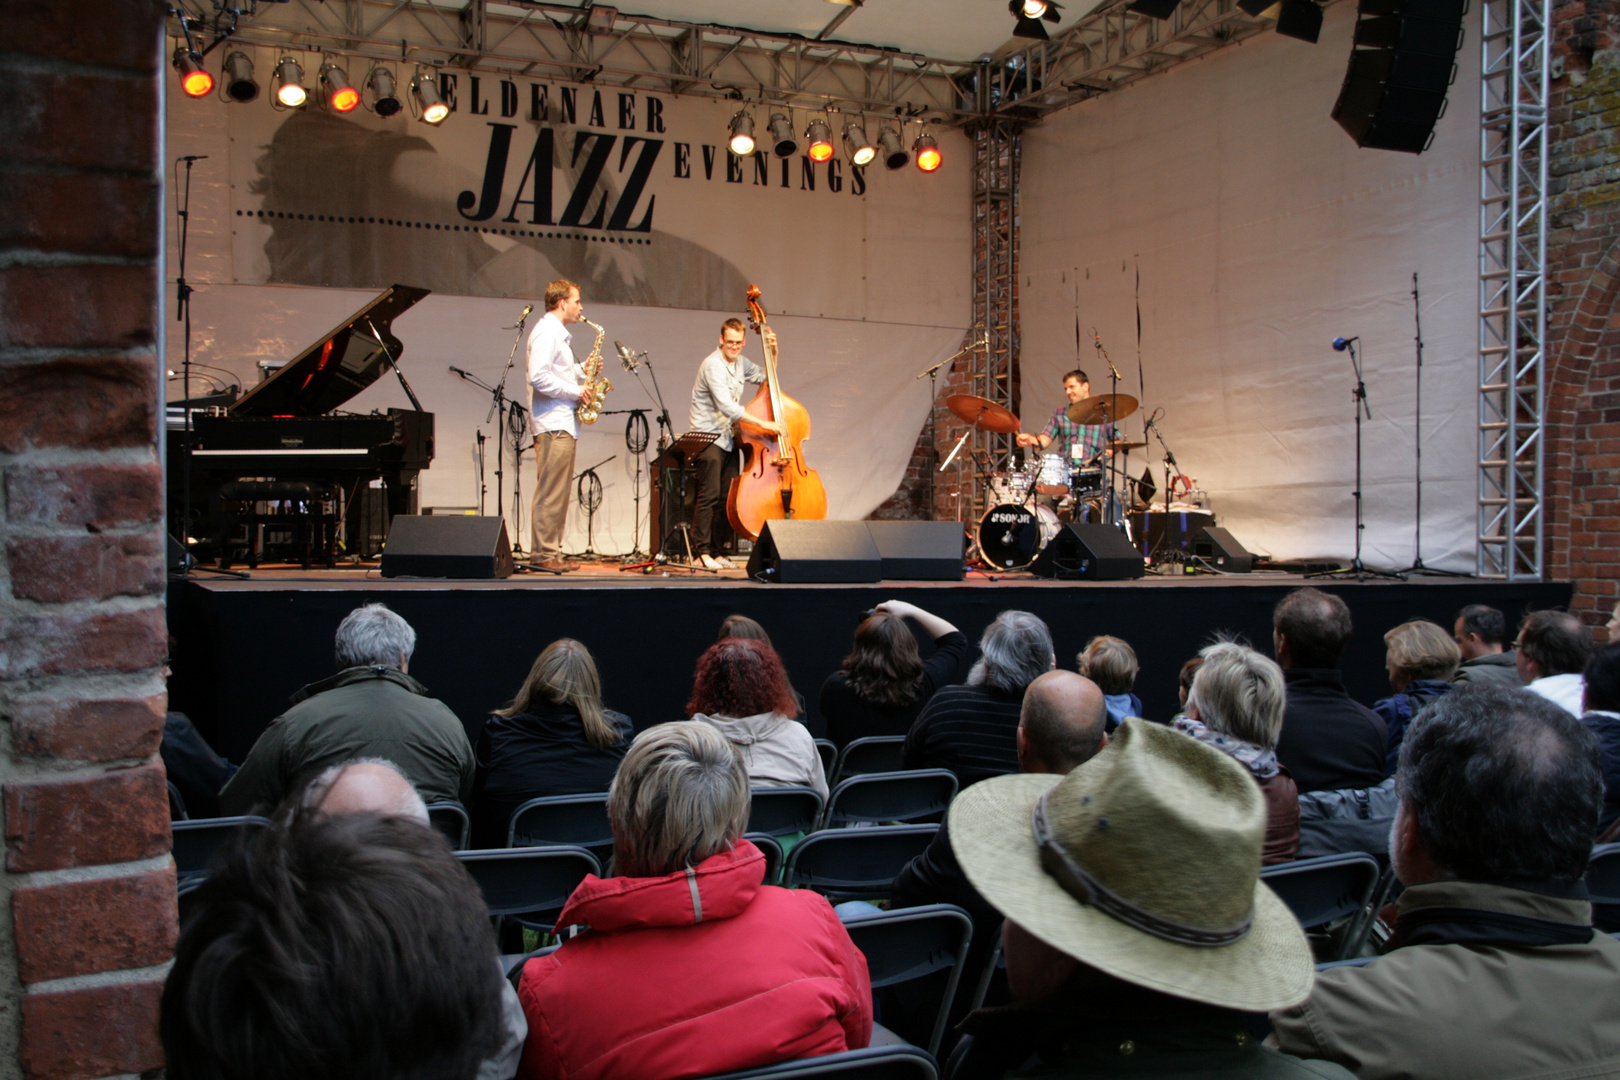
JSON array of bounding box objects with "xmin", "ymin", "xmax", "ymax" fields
[
  {"xmin": 805, "ymin": 119, "xmax": 834, "ymax": 162},
  {"xmin": 413, "ymin": 72, "xmax": 449, "ymax": 124},
  {"xmin": 843, "ymin": 123, "xmax": 877, "ymax": 166},
  {"xmin": 222, "ymin": 51, "xmax": 258, "ymax": 102},
  {"xmin": 768, "ymin": 113, "xmax": 798, "ymax": 157},
  {"xmin": 878, "ymin": 125, "xmax": 909, "ymax": 170},
  {"xmin": 368, "ymin": 67, "xmax": 402, "ymax": 116},
  {"xmin": 914, "ymin": 133, "xmax": 942, "ymax": 172},
  {"xmin": 728, "ymin": 110, "xmax": 756, "ymax": 155},
  {"xmin": 1021, "ymin": 0, "xmax": 1049, "ymax": 15},
  {"xmin": 322, "ymin": 64, "xmax": 360, "ymax": 112},
  {"xmin": 273, "ymin": 57, "xmax": 306, "ymax": 107},
  {"xmin": 173, "ymin": 48, "xmax": 213, "ymax": 98},
  {"xmin": 1010, "ymin": 0, "xmax": 1063, "ymax": 37}
]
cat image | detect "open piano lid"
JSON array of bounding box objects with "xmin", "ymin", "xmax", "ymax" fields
[{"xmin": 229, "ymin": 285, "xmax": 431, "ymax": 418}]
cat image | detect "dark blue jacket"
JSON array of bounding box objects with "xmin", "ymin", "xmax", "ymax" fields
[
  {"xmin": 1584, "ymin": 710, "xmax": 1620, "ymax": 835},
  {"xmin": 1373, "ymin": 680, "xmax": 1456, "ymax": 776}
]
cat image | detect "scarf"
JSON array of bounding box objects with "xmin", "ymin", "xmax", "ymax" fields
[
  {"xmin": 1172, "ymin": 716, "xmax": 1279, "ymax": 780},
  {"xmin": 1394, "ymin": 880, "xmax": 1594, "ymax": 949}
]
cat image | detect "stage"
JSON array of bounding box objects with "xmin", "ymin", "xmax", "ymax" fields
[{"xmin": 166, "ymin": 566, "xmax": 1571, "ymax": 763}]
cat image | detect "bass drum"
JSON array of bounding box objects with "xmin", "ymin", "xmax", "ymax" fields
[{"xmin": 978, "ymin": 503, "xmax": 1060, "ymax": 568}]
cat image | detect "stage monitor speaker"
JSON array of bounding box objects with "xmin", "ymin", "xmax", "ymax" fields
[
  {"xmin": 1193, "ymin": 526, "xmax": 1254, "ymax": 573},
  {"xmin": 1331, "ymin": 0, "xmax": 1465, "ymax": 152},
  {"xmin": 1028, "ymin": 523, "xmax": 1145, "ymax": 581},
  {"xmin": 746, "ymin": 520, "xmax": 882, "ymax": 584},
  {"xmin": 863, "ymin": 521, "xmax": 965, "ymax": 581},
  {"xmin": 380, "ymin": 515, "xmax": 513, "ymax": 579}
]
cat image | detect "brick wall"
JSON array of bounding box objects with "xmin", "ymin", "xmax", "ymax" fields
[{"xmin": 0, "ymin": 3, "xmax": 174, "ymax": 1079}]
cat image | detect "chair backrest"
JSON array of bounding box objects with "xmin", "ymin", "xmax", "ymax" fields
[
  {"xmin": 815, "ymin": 739, "xmax": 838, "ymax": 778},
  {"xmin": 744, "ymin": 833, "xmax": 784, "ymax": 886},
  {"xmin": 172, "ymin": 815, "xmax": 272, "ymax": 880},
  {"xmin": 457, "ymin": 845, "xmax": 601, "ymax": 923},
  {"xmin": 426, "ymin": 801, "xmax": 471, "ymax": 850},
  {"xmin": 1261, "ymin": 851, "xmax": 1382, "ymax": 948},
  {"xmin": 167, "ymin": 781, "xmax": 188, "ymax": 822},
  {"xmin": 784, "ymin": 824, "xmax": 939, "ymax": 901},
  {"xmin": 697, "ymin": 1045, "xmax": 939, "ymax": 1080},
  {"xmin": 841, "ymin": 904, "xmax": 973, "ymax": 1057},
  {"xmin": 748, "ymin": 787, "xmax": 826, "ymax": 837},
  {"xmin": 822, "ymin": 770, "xmax": 958, "ymax": 829},
  {"xmin": 832, "ymin": 737, "xmax": 907, "ymax": 787},
  {"xmin": 1588, "ymin": 843, "xmax": 1620, "ymax": 903},
  {"xmin": 508, "ymin": 793, "xmax": 614, "ymax": 857}
]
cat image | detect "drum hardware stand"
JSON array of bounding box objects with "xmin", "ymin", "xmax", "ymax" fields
[
  {"xmin": 1143, "ymin": 410, "xmax": 1182, "ymax": 569},
  {"xmin": 1091, "ymin": 330, "xmax": 1129, "ymax": 533},
  {"xmin": 1308, "ymin": 337, "xmax": 1405, "ymax": 582},
  {"xmin": 571, "ymin": 454, "xmax": 615, "ymax": 559},
  {"xmin": 1396, "ymin": 272, "xmax": 1469, "ymax": 578},
  {"xmin": 917, "ymin": 332, "xmax": 987, "ymax": 520}
]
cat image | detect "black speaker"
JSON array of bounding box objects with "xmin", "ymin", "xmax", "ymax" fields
[
  {"xmin": 1028, "ymin": 523, "xmax": 1145, "ymax": 581},
  {"xmin": 746, "ymin": 520, "xmax": 882, "ymax": 583},
  {"xmin": 1332, "ymin": 0, "xmax": 1465, "ymax": 152},
  {"xmin": 380, "ymin": 515, "xmax": 513, "ymax": 579},
  {"xmin": 863, "ymin": 521, "xmax": 965, "ymax": 581},
  {"xmin": 1194, "ymin": 526, "xmax": 1254, "ymax": 573}
]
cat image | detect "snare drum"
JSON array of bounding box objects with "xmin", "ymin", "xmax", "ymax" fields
[
  {"xmin": 978, "ymin": 503, "xmax": 1060, "ymax": 567},
  {"xmin": 1035, "ymin": 453, "xmax": 1070, "ymax": 497},
  {"xmin": 1070, "ymin": 467, "xmax": 1105, "ymax": 497}
]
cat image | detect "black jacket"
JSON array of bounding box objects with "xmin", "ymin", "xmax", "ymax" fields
[
  {"xmin": 902, "ymin": 682, "xmax": 1023, "ymax": 790},
  {"xmin": 819, "ymin": 631, "xmax": 972, "ymax": 748},
  {"xmin": 1274, "ymin": 668, "xmax": 1388, "ymax": 794},
  {"xmin": 1585, "ymin": 710, "xmax": 1620, "ymax": 835},
  {"xmin": 473, "ymin": 700, "xmax": 631, "ymax": 849}
]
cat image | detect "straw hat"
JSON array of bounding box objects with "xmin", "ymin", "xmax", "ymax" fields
[{"xmin": 950, "ymin": 718, "xmax": 1314, "ymax": 1012}]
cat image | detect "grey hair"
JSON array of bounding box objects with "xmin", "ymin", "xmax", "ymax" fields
[
  {"xmin": 294, "ymin": 758, "xmax": 429, "ymax": 825},
  {"xmin": 608, "ymin": 721, "xmax": 751, "ymax": 878},
  {"xmin": 1189, "ymin": 641, "xmax": 1287, "ymax": 750},
  {"xmin": 334, "ymin": 603, "xmax": 417, "ymax": 669},
  {"xmin": 967, "ymin": 610, "xmax": 1054, "ymax": 695}
]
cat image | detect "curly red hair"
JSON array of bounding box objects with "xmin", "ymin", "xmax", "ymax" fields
[{"xmin": 686, "ymin": 638, "xmax": 798, "ymax": 719}]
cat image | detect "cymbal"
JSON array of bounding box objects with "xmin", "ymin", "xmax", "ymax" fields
[
  {"xmin": 1066, "ymin": 394, "xmax": 1138, "ymax": 426},
  {"xmin": 945, "ymin": 394, "xmax": 1021, "ymax": 434},
  {"xmin": 1107, "ymin": 439, "xmax": 1147, "ymax": 451}
]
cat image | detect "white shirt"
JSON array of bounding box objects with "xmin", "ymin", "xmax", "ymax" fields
[
  {"xmin": 688, "ymin": 348, "xmax": 765, "ymax": 452},
  {"xmin": 527, "ymin": 311, "xmax": 583, "ymax": 439},
  {"xmin": 1527, "ymin": 672, "xmax": 1586, "ymax": 717}
]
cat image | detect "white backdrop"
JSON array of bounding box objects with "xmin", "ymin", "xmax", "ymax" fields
[{"xmin": 1019, "ymin": 1, "xmax": 1482, "ymax": 570}]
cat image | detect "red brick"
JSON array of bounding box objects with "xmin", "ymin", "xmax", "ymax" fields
[
  {"xmin": 8, "ymin": 533, "xmax": 165, "ymax": 603},
  {"xmin": 13, "ymin": 868, "xmax": 176, "ymax": 984},
  {"xmin": 0, "ymin": 607, "xmax": 165, "ymax": 681},
  {"xmin": 10, "ymin": 695, "xmax": 166, "ymax": 762},
  {"xmin": 2, "ymin": 0, "xmax": 165, "ymax": 73},
  {"xmin": 4, "ymin": 762, "xmax": 169, "ymax": 873},
  {"xmin": 0, "ymin": 265, "xmax": 156, "ymax": 349},
  {"xmin": 20, "ymin": 978, "xmax": 163, "ymax": 1080},
  {"xmin": 0, "ymin": 71, "xmax": 156, "ymax": 173},
  {"xmin": 0, "ymin": 357, "xmax": 157, "ymax": 453},
  {"xmin": 5, "ymin": 463, "xmax": 161, "ymax": 529},
  {"xmin": 0, "ymin": 174, "xmax": 160, "ymax": 260}
]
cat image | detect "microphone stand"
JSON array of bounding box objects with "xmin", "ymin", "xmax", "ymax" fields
[
  {"xmin": 1397, "ymin": 273, "xmax": 1468, "ymax": 577},
  {"xmin": 620, "ymin": 349, "xmax": 696, "ymax": 572},
  {"xmin": 1309, "ymin": 339, "xmax": 1405, "ymax": 581},
  {"xmin": 1143, "ymin": 413, "xmax": 1188, "ymax": 571},
  {"xmin": 1092, "ymin": 331, "xmax": 1127, "ymax": 536},
  {"xmin": 572, "ymin": 454, "xmax": 616, "ymax": 559}
]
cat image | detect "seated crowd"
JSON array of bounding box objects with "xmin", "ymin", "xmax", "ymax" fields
[{"xmin": 160, "ymin": 589, "xmax": 1620, "ymax": 1080}]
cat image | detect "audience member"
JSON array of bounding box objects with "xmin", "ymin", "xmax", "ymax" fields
[
  {"xmin": 297, "ymin": 757, "xmax": 430, "ymax": 823},
  {"xmin": 1452, "ymin": 603, "xmax": 1522, "ymax": 687},
  {"xmin": 473, "ymin": 639, "xmax": 631, "ymax": 848},
  {"xmin": 1518, "ymin": 609, "xmax": 1594, "ymax": 717},
  {"xmin": 1373, "ymin": 619, "xmax": 1459, "ymax": 775},
  {"xmin": 1608, "ymin": 601, "xmax": 1619, "ymax": 642},
  {"xmin": 1582, "ymin": 642, "xmax": 1620, "ymax": 836},
  {"xmin": 689, "ymin": 637, "xmax": 827, "ymax": 798},
  {"xmin": 1174, "ymin": 655, "xmax": 1203, "ymax": 721},
  {"xmin": 515, "ymin": 722, "xmax": 871, "ymax": 1080},
  {"xmin": 819, "ymin": 599, "xmax": 971, "ymax": 747},
  {"xmin": 162, "ymin": 813, "xmax": 508, "ymax": 1080},
  {"xmin": 946, "ymin": 720, "xmax": 1341, "ymax": 1080},
  {"xmin": 1270, "ymin": 587, "xmax": 1387, "ymax": 792},
  {"xmin": 220, "ymin": 604, "xmax": 474, "ymax": 815},
  {"xmin": 903, "ymin": 610, "xmax": 1055, "ymax": 788},
  {"xmin": 1272, "ymin": 686, "xmax": 1620, "ymax": 1079},
  {"xmin": 162, "ymin": 713, "xmax": 236, "ymax": 820},
  {"xmin": 1175, "ymin": 641, "xmax": 1298, "ymax": 864},
  {"xmin": 717, "ymin": 614, "xmax": 809, "ymax": 730},
  {"xmin": 1077, "ymin": 635, "xmax": 1143, "ymax": 731}
]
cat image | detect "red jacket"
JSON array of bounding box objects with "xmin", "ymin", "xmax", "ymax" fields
[{"xmin": 515, "ymin": 839, "xmax": 873, "ymax": 1080}]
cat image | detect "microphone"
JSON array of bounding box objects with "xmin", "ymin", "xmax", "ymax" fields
[
  {"xmin": 1332, "ymin": 336, "xmax": 1359, "ymax": 352},
  {"xmin": 448, "ymin": 365, "xmax": 471, "ymax": 377},
  {"xmin": 178, "ymin": 155, "xmax": 208, "ymax": 162},
  {"xmin": 518, "ymin": 303, "xmax": 533, "ymax": 322},
  {"xmin": 615, "ymin": 340, "xmax": 642, "ymax": 371}
]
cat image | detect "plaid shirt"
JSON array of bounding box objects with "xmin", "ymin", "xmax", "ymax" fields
[{"xmin": 1040, "ymin": 404, "xmax": 1113, "ymax": 464}]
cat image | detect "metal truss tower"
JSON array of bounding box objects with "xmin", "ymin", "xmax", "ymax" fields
[{"xmin": 1477, "ymin": 0, "xmax": 1549, "ymax": 579}]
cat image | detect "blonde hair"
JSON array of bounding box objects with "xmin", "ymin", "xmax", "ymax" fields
[
  {"xmin": 543, "ymin": 279, "xmax": 578, "ymax": 313},
  {"xmin": 608, "ymin": 721, "xmax": 750, "ymax": 878},
  {"xmin": 1078, "ymin": 635, "xmax": 1139, "ymax": 696},
  {"xmin": 495, "ymin": 639, "xmax": 619, "ymax": 750},
  {"xmin": 1188, "ymin": 641, "xmax": 1287, "ymax": 749},
  {"xmin": 1384, "ymin": 620, "xmax": 1462, "ymax": 682}
]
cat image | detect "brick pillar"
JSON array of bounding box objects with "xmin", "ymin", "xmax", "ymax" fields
[{"xmin": 0, "ymin": 3, "xmax": 175, "ymax": 1078}]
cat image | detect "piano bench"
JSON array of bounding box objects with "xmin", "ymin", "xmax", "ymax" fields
[{"xmin": 215, "ymin": 481, "xmax": 341, "ymax": 570}]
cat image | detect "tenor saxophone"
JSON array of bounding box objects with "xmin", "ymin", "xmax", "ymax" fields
[{"xmin": 576, "ymin": 317, "xmax": 612, "ymax": 425}]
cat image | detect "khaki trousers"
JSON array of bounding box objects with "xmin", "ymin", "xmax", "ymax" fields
[{"xmin": 531, "ymin": 430, "xmax": 576, "ymax": 559}]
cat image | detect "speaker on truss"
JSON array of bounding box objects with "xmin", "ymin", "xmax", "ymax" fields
[
  {"xmin": 746, "ymin": 520, "xmax": 882, "ymax": 584},
  {"xmin": 1331, "ymin": 0, "xmax": 1466, "ymax": 152},
  {"xmin": 863, "ymin": 521, "xmax": 966, "ymax": 581},
  {"xmin": 1028, "ymin": 523, "xmax": 1146, "ymax": 581},
  {"xmin": 379, "ymin": 515, "xmax": 513, "ymax": 579}
]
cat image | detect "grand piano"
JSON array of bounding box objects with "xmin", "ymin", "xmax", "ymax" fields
[{"xmin": 168, "ymin": 285, "xmax": 435, "ymax": 564}]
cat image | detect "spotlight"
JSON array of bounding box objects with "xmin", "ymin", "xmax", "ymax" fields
[
  {"xmin": 322, "ymin": 65, "xmax": 359, "ymax": 112},
  {"xmin": 878, "ymin": 126, "xmax": 909, "ymax": 170},
  {"xmin": 914, "ymin": 133, "xmax": 942, "ymax": 172},
  {"xmin": 843, "ymin": 123, "xmax": 877, "ymax": 166},
  {"xmin": 273, "ymin": 57, "xmax": 306, "ymax": 108},
  {"xmin": 768, "ymin": 113, "xmax": 797, "ymax": 157},
  {"xmin": 805, "ymin": 119, "xmax": 834, "ymax": 163},
  {"xmin": 413, "ymin": 72, "xmax": 449, "ymax": 124},
  {"xmin": 728, "ymin": 110, "xmax": 756, "ymax": 156},
  {"xmin": 173, "ymin": 48, "xmax": 213, "ymax": 98},
  {"xmin": 1021, "ymin": 0, "xmax": 1049, "ymax": 14},
  {"xmin": 368, "ymin": 67, "xmax": 402, "ymax": 117},
  {"xmin": 222, "ymin": 51, "xmax": 257, "ymax": 102},
  {"xmin": 1009, "ymin": 0, "xmax": 1063, "ymax": 37}
]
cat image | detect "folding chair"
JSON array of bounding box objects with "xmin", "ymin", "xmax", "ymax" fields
[
  {"xmin": 1587, "ymin": 842, "xmax": 1620, "ymax": 932},
  {"xmin": 698, "ymin": 1045, "xmax": 938, "ymax": 1080},
  {"xmin": 426, "ymin": 801, "xmax": 471, "ymax": 850},
  {"xmin": 784, "ymin": 824, "xmax": 939, "ymax": 902},
  {"xmin": 745, "ymin": 832, "xmax": 784, "ymax": 886},
  {"xmin": 965, "ymin": 928, "xmax": 1006, "ymax": 1014},
  {"xmin": 832, "ymin": 737, "xmax": 907, "ymax": 787},
  {"xmin": 167, "ymin": 781, "xmax": 188, "ymax": 822},
  {"xmin": 458, "ymin": 845, "xmax": 601, "ymax": 951},
  {"xmin": 816, "ymin": 739, "xmax": 838, "ymax": 779},
  {"xmin": 841, "ymin": 904, "xmax": 973, "ymax": 1057},
  {"xmin": 172, "ymin": 815, "xmax": 272, "ymax": 883},
  {"xmin": 821, "ymin": 770, "xmax": 957, "ymax": 830},
  {"xmin": 748, "ymin": 787, "xmax": 826, "ymax": 838},
  {"xmin": 1261, "ymin": 851, "xmax": 1382, "ymax": 960},
  {"xmin": 508, "ymin": 792, "xmax": 614, "ymax": 862}
]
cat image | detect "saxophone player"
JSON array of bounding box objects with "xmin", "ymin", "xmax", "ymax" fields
[{"xmin": 527, "ymin": 279, "xmax": 595, "ymax": 571}]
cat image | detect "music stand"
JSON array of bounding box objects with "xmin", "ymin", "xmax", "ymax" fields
[{"xmin": 657, "ymin": 431, "xmax": 720, "ymax": 569}]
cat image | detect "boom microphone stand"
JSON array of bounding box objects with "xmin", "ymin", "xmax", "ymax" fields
[
  {"xmin": 1309, "ymin": 337, "xmax": 1405, "ymax": 581},
  {"xmin": 1397, "ymin": 273, "xmax": 1469, "ymax": 577}
]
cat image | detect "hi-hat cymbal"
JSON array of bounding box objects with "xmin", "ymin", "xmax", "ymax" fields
[
  {"xmin": 1066, "ymin": 394, "xmax": 1139, "ymax": 426},
  {"xmin": 1107, "ymin": 439, "xmax": 1147, "ymax": 451},
  {"xmin": 945, "ymin": 394, "xmax": 1021, "ymax": 434}
]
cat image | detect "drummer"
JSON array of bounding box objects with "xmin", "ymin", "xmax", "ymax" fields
[{"xmin": 1015, "ymin": 368, "xmax": 1114, "ymax": 466}]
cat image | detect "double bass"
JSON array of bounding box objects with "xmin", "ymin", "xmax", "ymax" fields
[{"xmin": 726, "ymin": 285, "xmax": 828, "ymax": 540}]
